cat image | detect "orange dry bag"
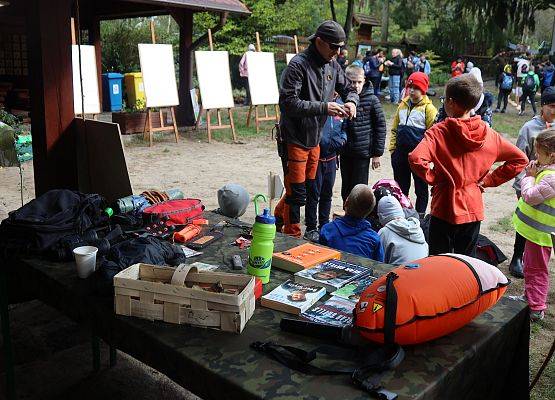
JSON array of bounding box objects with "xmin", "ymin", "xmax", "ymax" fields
[{"xmin": 354, "ymin": 254, "xmax": 509, "ymax": 345}]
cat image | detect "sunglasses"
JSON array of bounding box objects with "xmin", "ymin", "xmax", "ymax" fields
[{"xmin": 323, "ymin": 40, "xmax": 342, "ymax": 51}]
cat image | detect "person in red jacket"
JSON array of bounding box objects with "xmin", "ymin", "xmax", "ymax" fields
[
  {"xmin": 451, "ymin": 57, "xmax": 465, "ymax": 77},
  {"xmin": 409, "ymin": 74, "xmax": 528, "ymax": 256}
]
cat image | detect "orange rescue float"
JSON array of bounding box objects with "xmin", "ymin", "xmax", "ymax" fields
[{"xmin": 354, "ymin": 254, "xmax": 509, "ymax": 345}]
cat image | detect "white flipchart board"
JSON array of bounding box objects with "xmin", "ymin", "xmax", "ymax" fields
[
  {"xmin": 286, "ymin": 53, "xmax": 296, "ymax": 65},
  {"xmin": 72, "ymin": 45, "xmax": 101, "ymax": 114},
  {"xmin": 246, "ymin": 52, "xmax": 279, "ymax": 106},
  {"xmin": 138, "ymin": 43, "xmax": 179, "ymax": 108},
  {"xmin": 194, "ymin": 51, "xmax": 234, "ymax": 110}
]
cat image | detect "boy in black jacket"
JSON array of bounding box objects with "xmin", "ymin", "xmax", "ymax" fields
[
  {"xmin": 340, "ymin": 65, "xmax": 387, "ymax": 203},
  {"xmin": 304, "ymin": 98, "xmax": 347, "ymax": 242}
]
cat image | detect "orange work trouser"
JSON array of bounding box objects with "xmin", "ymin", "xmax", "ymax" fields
[{"xmin": 274, "ymin": 143, "xmax": 320, "ymax": 237}]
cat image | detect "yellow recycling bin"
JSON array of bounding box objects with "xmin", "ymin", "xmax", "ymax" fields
[{"xmin": 124, "ymin": 72, "xmax": 146, "ymax": 109}]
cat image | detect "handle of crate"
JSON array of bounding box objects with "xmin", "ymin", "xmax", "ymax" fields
[{"xmin": 171, "ymin": 264, "xmax": 199, "ymax": 286}]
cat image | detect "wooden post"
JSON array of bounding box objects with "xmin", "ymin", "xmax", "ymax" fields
[
  {"xmin": 150, "ymin": 19, "xmax": 156, "ymax": 44},
  {"xmin": 70, "ymin": 17, "xmax": 77, "ymax": 45},
  {"xmin": 172, "ymin": 9, "xmax": 196, "ymax": 126},
  {"xmin": 28, "ymin": 0, "xmax": 79, "ymax": 194},
  {"xmin": 294, "ymin": 34, "xmax": 299, "ymax": 54},
  {"xmin": 255, "ymin": 31, "xmax": 261, "ymax": 52},
  {"xmin": 208, "ymin": 28, "xmax": 214, "ymax": 51},
  {"xmin": 89, "ymin": 16, "xmax": 103, "ymax": 111}
]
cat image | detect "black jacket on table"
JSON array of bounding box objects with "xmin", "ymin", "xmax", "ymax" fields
[
  {"xmin": 279, "ymin": 44, "xmax": 359, "ymax": 149},
  {"xmin": 341, "ymin": 84, "xmax": 386, "ymax": 159}
]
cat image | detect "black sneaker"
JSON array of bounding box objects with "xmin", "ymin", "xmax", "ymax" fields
[
  {"xmin": 303, "ymin": 229, "xmax": 320, "ymax": 243},
  {"xmin": 494, "ymin": 109, "xmax": 500, "ymax": 113},
  {"xmin": 501, "ymin": 109, "xmax": 506, "ymax": 113}
]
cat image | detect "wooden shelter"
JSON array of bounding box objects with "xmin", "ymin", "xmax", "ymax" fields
[
  {"xmin": 0, "ymin": 0, "xmax": 250, "ymax": 196},
  {"xmin": 352, "ymin": 13, "xmax": 381, "ymax": 44}
]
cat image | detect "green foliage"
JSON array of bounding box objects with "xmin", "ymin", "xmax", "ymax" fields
[
  {"xmin": 101, "ymin": 17, "xmax": 179, "ymax": 73},
  {"xmin": 0, "ymin": 108, "xmax": 24, "ymax": 136},
  {"xmin": 0, "ymin": 108, "xmax": 22, "ymax": 129},
  {"xmin": 194, "ymin": 0, "xmax": 327, "ymax": 55},
  {"xmin": 391, "ymin": 0, "xmax": 423, "ymax": 31}
]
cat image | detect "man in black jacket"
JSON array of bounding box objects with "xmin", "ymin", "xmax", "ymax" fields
[
  {"xmin": 275, "ymin": 20, "xmax": 359, "ymax": 237},
  {"xmin": 340, "ymin": 65, "xmax": 387, "ymax": 203}
]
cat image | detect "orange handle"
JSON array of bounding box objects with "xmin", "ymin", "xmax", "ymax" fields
[{"xmin": 173, "ymin": 225, "xmax": 201, "ymax": 243}]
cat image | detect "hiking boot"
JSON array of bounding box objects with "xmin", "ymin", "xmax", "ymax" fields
[
  {"xmin": 509, "ymin": 255, "xmax": 524, "ymax": 278},
  {"xmin": 494, "ymin": 109, "xmax": 500, "ymax": 113},
  {"xmin": 530, "ymin": 310, "xmax": 545, "ymax": 322},
  {"xmin": 303, "ymin": 229, "xmax": 320, "ymax": 243},
  {"xmin": 501, "ymin": 109, "xmax": 506, "ymax": 113}
]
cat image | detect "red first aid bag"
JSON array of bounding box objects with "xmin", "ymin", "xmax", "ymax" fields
[{"xmin": 142, "ymin": 199, "xmax": 204, "ymax": 226}]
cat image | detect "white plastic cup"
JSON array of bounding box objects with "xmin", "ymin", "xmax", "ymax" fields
[{"xmin": 73, "ymin": 246, "xmax": 98, "ymax": 279}]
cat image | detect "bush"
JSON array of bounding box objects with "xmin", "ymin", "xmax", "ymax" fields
[{"xmin": 429, "ymin": 70, "xmax": 450, "ymax": 86}]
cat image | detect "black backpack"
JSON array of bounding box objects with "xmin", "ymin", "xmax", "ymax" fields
[
  {"xmin": 523, "ymin": 74, "xmax": 536, "ymax": 92},
  {"xmin": 0, "ymin": 189, "xmax": 107, "ymax": 256}
]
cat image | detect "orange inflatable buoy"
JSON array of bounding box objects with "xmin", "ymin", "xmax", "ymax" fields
[{"xmin": 354, "ymin": 254, "xmax": 509, "ymax": 345}]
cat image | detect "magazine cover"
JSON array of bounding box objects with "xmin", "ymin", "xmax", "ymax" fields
[
  {"xmin": 294, "ymin": 259, "xmax": 370, "ymax": 292},
  {"xmin": 261, "ymin": 279, "xmax": 326, "ymax": 315},
  {"xmin": 301, "ymin": 296, "xmax": 356, "ymax": 327},
  {"xmin": 331, "ymin": 273, "xmax": 377, "ymax": 302}
]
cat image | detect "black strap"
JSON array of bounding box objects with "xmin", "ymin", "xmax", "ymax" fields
[
  {"xmin": 384, "ymin": 272, "xmax": 399, "ymax": 346},
  {"xmin": 251, "ymin": 341, "xmax": 402, "ymax": 399}
]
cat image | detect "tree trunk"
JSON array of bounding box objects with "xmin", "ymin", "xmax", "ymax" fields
[
  {"xmin": 381, "ymin": 0, "xmax": 390, "ymax": 43},
  {"xmin": 344, "ymin": 0, "xmax": 355, "ymax": 42},
  {"xmin": 330, "ymin": 0, "xmax": 337, "ymax": 22}
]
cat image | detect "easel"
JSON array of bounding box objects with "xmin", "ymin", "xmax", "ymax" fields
[
  {"xmin": 143, "ymin": 19, "xmax": 179, "ymax": 147},
  {"xmin": 246, "ymin": 32, "xmax": 280, "ymax": 136},
  {"xmin": 195, "ymin": 29, "xmax": 237, "ymax": 143},
  {"xmin": 71, "ymin": 17, "xmax": 100, "ymax": 121}
]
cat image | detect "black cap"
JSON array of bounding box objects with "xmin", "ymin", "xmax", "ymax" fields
[
  {"xmin": 541, "ymin": 86, "xmax": 555, "ymax": 106},
  {"xmin": 308, "ymin": 20, "xmax": 346, "ymax": 46}
]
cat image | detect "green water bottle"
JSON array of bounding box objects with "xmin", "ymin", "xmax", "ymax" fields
[{"xmin": 247, "ymin": 194, "xmax": 276, "ymax": 284}]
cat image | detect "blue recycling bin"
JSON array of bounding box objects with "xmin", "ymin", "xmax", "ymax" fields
[{"xmin": 102, "ymin": 73, "xmax": 124, "ymax": 112}]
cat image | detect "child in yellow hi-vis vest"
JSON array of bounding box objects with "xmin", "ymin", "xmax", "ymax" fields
[{"xmin": 512, "ymin": 128, "xmax": 555, "ymax": 321}]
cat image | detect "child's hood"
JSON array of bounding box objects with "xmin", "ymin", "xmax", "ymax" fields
[
  {"xmin": 382, "ymin": 217, "xmax": 427, "ymax": 244},
  {"xmin": 443, "ymin": 116, "xmax": 488, "ymax": 151}
]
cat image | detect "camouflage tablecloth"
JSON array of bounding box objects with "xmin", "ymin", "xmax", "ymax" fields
[{"xmin": 6, "ymin": 213, "xmax": 530, "ymax": 400}]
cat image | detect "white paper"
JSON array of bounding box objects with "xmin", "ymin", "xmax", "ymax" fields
[
  {"xmin": 194, "ymin": 51, "xmax": 235, "ymax": 110},
  {"xmin": 72, "ymin": 45, "xmax": 101, "ymax": 114},
  {"xmin": 246, "ymin": 52, "xmax": 279, "ymax": 105},
  {"xmin": 138, "ymin": 43, "xmax": 179, "ymax": 108}
]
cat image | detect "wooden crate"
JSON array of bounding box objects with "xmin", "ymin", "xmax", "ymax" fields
[{"xmin": 113, "ymin": 263, "xmax": 256, "ymax": 333}]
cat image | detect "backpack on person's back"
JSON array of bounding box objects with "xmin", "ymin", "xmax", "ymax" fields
[
  {"xmin": 523, "ymin": 73, "xmax": 537, "ymax": 92},
  {"xmin": 500, "ymin": 73, "xmax": 514, "ymax": 90},
  {"xmin": 542, "ymin": 67, "xmax": 554, "ymax": 88}
]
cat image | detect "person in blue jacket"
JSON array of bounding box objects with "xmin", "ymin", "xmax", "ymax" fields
[
  {"xmin": 319, "ymin": 184, "xmax": 384, "ymax": 261},
  {"xmin": 304, "ymin": 94, "xmax": 347, "ymax": 242}
]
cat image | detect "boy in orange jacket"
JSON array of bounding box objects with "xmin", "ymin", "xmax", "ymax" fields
[{"xmin": 409, "ymin": 74, "xmax": 528, "ymax": 256}]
